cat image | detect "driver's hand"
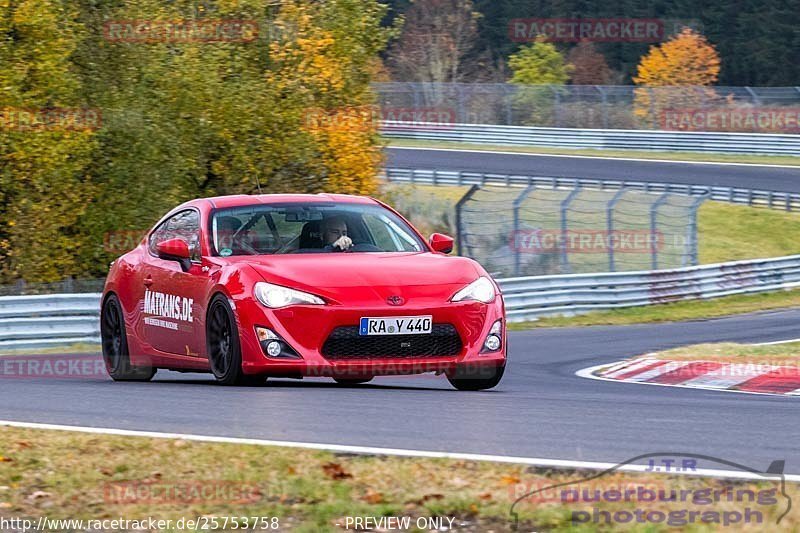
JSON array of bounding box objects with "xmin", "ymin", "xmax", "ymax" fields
[{"xmin": 332, "ymin": 236, "xmax": 353, "ymax": 251}]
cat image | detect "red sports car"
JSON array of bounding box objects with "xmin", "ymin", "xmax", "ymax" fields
[{"xmin": 101, "ymin": 193, "xmax": 506, "ymax": 390}]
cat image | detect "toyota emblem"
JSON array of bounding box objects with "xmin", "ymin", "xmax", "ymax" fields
[{"xmin": 387, "ymin": 295, "xmax": 404, "ymax": 306}]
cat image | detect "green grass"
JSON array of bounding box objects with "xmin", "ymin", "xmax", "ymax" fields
[
  {"xmin": 652, "ymin": 341, "xmax": 800, "ymax": 363},
  {"xmin": 0, "ymin": 342, "xmax": 98, "ymax": 356},
  {"xmin": 0, "ymin": 426, "xmax": 795, "ymax": 532},
  {"xmin": 698, "ymin": 201, "xmax": 800, "ymax": 263},
  {"xmin": 386, "ymin": 138, "xmax": 800, "ymax": 167}
]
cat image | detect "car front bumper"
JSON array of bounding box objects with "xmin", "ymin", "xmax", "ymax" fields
[{"xmin": 234, "ymin": 295, "xmax": 507, "ymax": 378}]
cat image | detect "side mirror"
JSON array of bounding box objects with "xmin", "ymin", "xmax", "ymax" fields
[
  {"xmin": 156, "ymin": 238, "xmax": 192, "ymax": 271},
  {"xmin": 429, "ymin": 233, "xmax": 454, "ymax": 254}
]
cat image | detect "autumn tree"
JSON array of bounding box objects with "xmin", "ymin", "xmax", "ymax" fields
[
  {"xmin": 633, "ymin": 28, "xmax": 721, "ymax": 126},
  {"xmin": 508, "ymin": 38, "xmax": 572, "ymax": 126},
  {"xmin": 0, "ymin": 0, "xmax": 395, "ymax": 283},
  {"xmin": 0, "ymin": 0, "xmax": 98, "ymax": 283},
  {"xmin": 388, "ymin": 0, "xmax": 481, "ymax": 83},
  {"xmin": 567, "ymin": 41, "xmax": 613, "ymax": 85}
]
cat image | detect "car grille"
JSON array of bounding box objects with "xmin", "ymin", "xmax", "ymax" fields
[{"xmin": 321, "ymin": 324, "xmax": 463, "ymax": 360}]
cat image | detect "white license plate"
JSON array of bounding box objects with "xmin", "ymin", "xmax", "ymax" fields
[{"xmin": 359, "ymin": 316, "xmax": 432, "ymax": 336}]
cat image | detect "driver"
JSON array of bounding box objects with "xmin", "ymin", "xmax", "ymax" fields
[
  {"xmin": 216, "ymin": 216, "xmax": 242, "ymax": 254},
  {"xmin": 322, "ymin": 215, "xmax": 353, "ymax": 251}
]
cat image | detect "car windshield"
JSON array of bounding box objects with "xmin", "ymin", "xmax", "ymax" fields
[{"xmin": 211, "ymin": 203, "xmax": 426, "ymax": 256}]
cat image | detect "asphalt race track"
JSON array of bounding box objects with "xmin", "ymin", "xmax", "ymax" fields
[
  {"xmin": 2, "ymin": 309, "xmax": 800, "ymax": 474},
  {"xmin": 3, "ymin": 148, "xmax": 800, "ymax": 478},
  {"xmin": 387, "ymin": 147, "xmax": 800, "ymax": 193}
]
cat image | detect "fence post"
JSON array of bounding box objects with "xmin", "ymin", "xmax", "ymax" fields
[
  {"xmin": 553, "ymin": 86, "xmax": 561, "ymax": 127},
  {"xmin": 650, "ymin": 193, "xmax": 670, "ymax": 270},
  {"xmin": 504, "ymin": 83, "xmax": 514, "ymax": 125},
  {"xmin": 454, "ymin": 185, "xmax": 480, "ymax": 257},
  {"xmin": 512, "ymin": 185, "xmax": 536, "ymax": 276},
  {"xmin": 606, "ymin": 188, "xmax": 628, "ymax": 272},
  {"xmin": 686, "ymin": 192, "xmax": 709, "ymax": 266},
  {"xmin": 560, "ymin": 186, "xmax": 582, "ymax": 273},
  {"xmin": 596, "ymin": 85, "xmax": 609, "ymax": 129}
]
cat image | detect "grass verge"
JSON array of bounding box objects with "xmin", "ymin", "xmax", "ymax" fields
[
  {"xmin": 698, "ymin": 202, "xmax": 800, "ymax": 263},
  {"xmin": 508, "ymin": 288, "xmax": 800, "ymax": 330},
  {"xmin": 0, "ymin": 343, "xmax": 98, "ymax": 357},
  {"xmin": 386, "ymin": 138, "xmax": 800, "ymax": 167},
  {"xmin": 0, "ymin": 426, "xmax": 796, "ymax": 532},
  {"xmin": 648, "ymin": 341, "xmax": 800, "ymax": 364}
]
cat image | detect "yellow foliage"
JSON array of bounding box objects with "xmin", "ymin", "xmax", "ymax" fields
[
  {"xmin": 304, "ymin": 107, "xmax": 383, "ymax": 196},
  {"xmin": 266, "ymin": 2, "xmax": 348, "ymax": 97},
  {"xmin": 633, "ymin": 29, "xmax": 721, "ymax": 125}
]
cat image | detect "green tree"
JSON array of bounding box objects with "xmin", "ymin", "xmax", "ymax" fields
[
  {"xmin": 509, "ymin": 39, "xmax": 572, "ymax": 85},
  {"xmin": 70, "ymin": 0, "xmax": 394, "ymax": 279},
  {"xmin": 508, "ymin": 38, "xmax": 572, "ymax": 126},
  {"xmin": 0, "ymin": 0, "xmax": 98, "ymax": 284}
]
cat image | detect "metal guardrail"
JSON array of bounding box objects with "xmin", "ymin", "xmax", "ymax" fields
[
  {"xmin": 497, "ymin": 254, "xmax": 800, "ymax": 322},
  {"xmin": 381, "ymin": 122, "xmax": 800, "ymax": 156},
  {"xmin": 2, "ymin": 254, "xmax": 800, "ymax": 343},
  {"xmin": 383, "ymin": 168, "xmax": 800, "ymax": 211},
  {"xmin": 0, "ymin": 293, "xmax": 101, "ymax": 350}
]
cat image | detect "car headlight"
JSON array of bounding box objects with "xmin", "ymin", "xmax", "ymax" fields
[
  {"xmin": 254, "ymin": 282, "xmax": 325, "ymax": 308},
  {"xmin": 451, "ymin": 277, "xmax": 496, "ymax": 303}
]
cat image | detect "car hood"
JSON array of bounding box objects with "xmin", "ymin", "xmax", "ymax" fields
[{"xmin": 238, "ymin": 252, "xmax": 484, "ymax": 304}]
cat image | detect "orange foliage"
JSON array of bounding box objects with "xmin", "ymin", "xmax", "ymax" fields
[{"xmin": 633, "ymin": 29, "xmax": 721, "ymax": 125}]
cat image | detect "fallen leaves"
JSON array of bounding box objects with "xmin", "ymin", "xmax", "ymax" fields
[
  {"xmin": 408, "ymin": 493, "xmax": 444, "ymax": 506},
  {"xmin": 361, "ymin": 488, "xmax": 384, "ymax": 504},
  {"xmin": 500, "ymin": 475, "xmax": 521, "ymax": 485},
  {"xmin": 322, "ymin": 462, "xmax": 352, "ymax": 480}
]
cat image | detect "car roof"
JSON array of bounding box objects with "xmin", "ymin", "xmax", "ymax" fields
[{"xmin": 185, "ymin": 193, "xmax": 379, "ymax": 210}]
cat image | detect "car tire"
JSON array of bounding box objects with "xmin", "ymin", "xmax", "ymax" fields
[
  {"xmin": 333, "ymin": 377, "xmax": 373, "ymax": 385},
  {"xmin": 446, "ymin": 364, "xmax": 505, "ymax": 391},
  {"xmin": 101, "ymin": 294, "xmax": 156, "ymax": 382},
  {"xmin": 206, "ymin": 294, "xmax": 263, "ymax": 386}
]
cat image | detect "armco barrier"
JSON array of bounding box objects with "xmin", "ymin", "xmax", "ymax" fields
[
  {"xmin": 0, "ymin": 293, "xmax": 101, "ymax": 350},
  {"xmin": 2, "ymin": 254, "xmax": 800, "ymax": 349},
  {"xmin": 383, "ymin": 168, "xmax": 800, "ymax": 211},
  {"xmin": 381, "ymin": 121, "xmax": 800, "ymax": 156},
  {"xmin": 497, "ymin": 254, "xmax": 800, "ymax": 321}
]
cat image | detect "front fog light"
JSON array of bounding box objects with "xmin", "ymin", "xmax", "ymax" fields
[
  {"xmin": 484, "ymin": 334, "xmax": 501, "ymax": 351},
  {"xmin": 266, "ymin": 341, "xmax": 282, "ymax": 357},
  {"xmin": 481, "ymin": 319, "xmax": 503, "ymax": 353},
  {"xmin": 255, "ymin": 326, "xmax": 300, "ymax": 359}
]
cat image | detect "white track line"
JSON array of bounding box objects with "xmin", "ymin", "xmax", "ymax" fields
[
  {"xmin": 576, "ymin": 361, "xmax": 800, "ymax": 399},
  {"xmin": 389, "ymin": 145, "xmax": 800, "ymax": 169},
  {"xmin": 753, "ymin": 338, "xmax": 800, "ymax": 346},
  {"xmin": 1, "ymin": 419, "xmax": 797, "ymax": 482}
]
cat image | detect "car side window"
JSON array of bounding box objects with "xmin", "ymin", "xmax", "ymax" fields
[
  {"xmin": 149, "ymin": 210, "xmax": 201, "ymax": 261},
  {"xmin": 363, "ymin": 213, "xmax": 420, "ymax": 252}
]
